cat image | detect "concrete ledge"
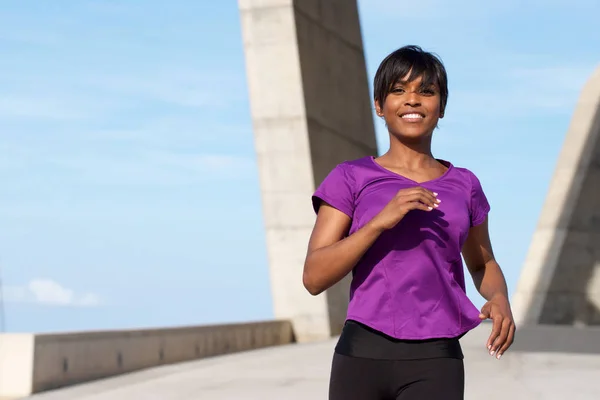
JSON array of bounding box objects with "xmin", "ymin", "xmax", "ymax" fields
[
  {"xmin": 509, "ymin": 324, "xmax": 600, "ymax": 354},
  {"xmin": 463, "ymin": 321, "xmax": 600, "ymax": 354},
  {"xmin": 0, "ymin": 320, "xmax": 294, "ymax": 399}
]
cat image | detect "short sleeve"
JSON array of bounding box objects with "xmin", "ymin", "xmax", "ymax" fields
[
  {"xmin": 311, "ymin": 163, "xmax": 355, "ymax": 218},
  {"xmin": 469, "ymin": 171, "xmax": 491, "ymax": 226}
]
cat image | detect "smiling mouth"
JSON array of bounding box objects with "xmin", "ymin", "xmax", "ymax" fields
[{"xmin": 400, "ymin": 113, "xmax": 425, "ymax": 121}]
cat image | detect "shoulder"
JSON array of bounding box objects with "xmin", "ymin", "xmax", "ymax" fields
[
  {"xmin": 451, "ymin": 165, "xmax": 478, "ymax": 179},
  {"xmin": 326, "ymin": 156, "xmax": 374, "ymax": 181},
  {"xmin": 312, "ymin": 157, "xmax": 374, "ymax": 216},
  {"xmin": 450, "ymin": 165, "xmax": 484, "ymax": 190},
  {"xmin": 450, "ymin": 165, "xmax": 490, "ymax": 224},
  {"xmin": 338, "ymin": 156, "xmax": 374, "ymax": 171},
  {"xmin": 313, "ymin": 156, "xmax": 375, "ymax": 198}
]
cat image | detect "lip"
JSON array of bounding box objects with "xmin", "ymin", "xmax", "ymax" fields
[
  {"xmin": 398, "ymin": 111, "xmax": 426, "ymax": 123},
  {"xmin": 399, "ymin": 111, "xmax": 425, "ymax": 117}
]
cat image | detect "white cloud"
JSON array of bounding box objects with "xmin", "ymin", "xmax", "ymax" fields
[{"xmin": 4, "ymin": 279, "xmax": 101, "ymax": 307}]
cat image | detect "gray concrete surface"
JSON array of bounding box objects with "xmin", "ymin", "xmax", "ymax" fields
[
  {"xmin": 238, "ymin": 0, "xmax": 378, "ymax": 342},
  {"xmin": 0, "ymin": 321, "xmax": 294, "ymax": 399},
  {"xmin": 25, "ymin": 323, "xmax": 600, "ymax": 399}
]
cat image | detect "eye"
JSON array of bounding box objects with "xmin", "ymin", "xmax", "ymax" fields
[
  {"xmin": 390, "ymin": 87, "xmax": 405, "ymax": 94},
  {"xmin": 420, "ymin": 88, "xmax": 436, "ymax": 96}
]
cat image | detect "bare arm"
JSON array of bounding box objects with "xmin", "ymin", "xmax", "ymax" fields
[
  {"xmin": 462, "ymin": 216, "xmax": 515, "ymax": 359},
  {"xmin": 462, "ymin": 217, "xmax": 508, "ymax": 301},
  {"xmin": 302, "ymin": 202, "xmax": 384, "ymax": 295}
]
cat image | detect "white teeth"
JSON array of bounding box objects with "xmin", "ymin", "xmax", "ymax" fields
[{"xmin": 401, "ymin": 113, "xmax": 423, "ymax": 119}]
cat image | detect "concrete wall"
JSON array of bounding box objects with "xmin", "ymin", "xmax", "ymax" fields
[
  {"xmin": 0, "ymin": 320, "xmax": 294, "ymax": 398},
  {"xmin": 238, "ymin": 0, "xmax": 377, "ymax": 343},
  {"xmin": 513, "ymin": 65, "xmax": 600, "ymax": 327}
]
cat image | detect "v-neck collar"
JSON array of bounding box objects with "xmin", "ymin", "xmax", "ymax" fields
[{"xmin": 369, "ymin": 156, "xmax": 453, "ymax": 185}]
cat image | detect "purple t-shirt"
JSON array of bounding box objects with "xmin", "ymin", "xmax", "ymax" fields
[{"xmin": 312, "ymin": 156, "xmax": 490, "ymax": 340}]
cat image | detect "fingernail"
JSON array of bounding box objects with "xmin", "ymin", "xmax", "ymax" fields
[
  {"xmin": 487, "ymin": 345, "xmax": 491, "ymax": 350},
  {"xmin": 434, "ymin": 203, "xmax": 439, "ymax": 207},
  {"xmin": 496, "ymin": 353, "xmax": 502, "ymax": 360},
  {"xmin": 490, "ymin": 350, "xmax": 495, "ymax": 356},
  {"xmin": 436, "ymin": 199, "xmax": 441, "ymax": 203},
  {"xmin": 433, "ymin": 192, "xmax": 438, "ymax": 196},
  {"xmin": 428, "ymin": 207, "xmax": 433, "ymax": 210}
]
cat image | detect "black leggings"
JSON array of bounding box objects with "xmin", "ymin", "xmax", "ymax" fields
[{"xmin": 329, "ymin": 352, "xmax": 464, "ymax": 400}]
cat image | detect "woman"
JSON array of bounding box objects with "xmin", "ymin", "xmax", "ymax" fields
[{"xmin": 303, "ymin": 45, "xmax": 515, "ymax": 400}]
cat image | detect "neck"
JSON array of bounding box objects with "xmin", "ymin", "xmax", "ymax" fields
[{"xmin": 382, "ymin": 134, "xmax": 435, "ymax": 167}]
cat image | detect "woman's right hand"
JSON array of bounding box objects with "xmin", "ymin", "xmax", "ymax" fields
[{"xmin": 370, "ymin": 187, "xmax": 440, "ymax": 231}]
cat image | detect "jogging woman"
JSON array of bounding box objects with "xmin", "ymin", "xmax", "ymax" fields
[{"xmin": 303, "ymin": 45, "xmax": 516, "ymax": 400}]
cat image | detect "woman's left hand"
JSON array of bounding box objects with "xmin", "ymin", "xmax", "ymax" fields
[{"xmin": 479, "ymin": 294, "xmax": 516, "ymax": 360}]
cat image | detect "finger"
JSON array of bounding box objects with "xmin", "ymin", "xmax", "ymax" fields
[
  {"xmin": 399, "ymin": 193, "xmax": 432, "ymax": 208},
  {"xmin": 496, "ymin": 323, "xmax": 516, "ymax": 359},
  {"xmin": 406, "ymin": 201, "xmax": 433, "ymax": 212},
  {"xmin": 491, "ymin": 318, "xmax": 511, "ymax": 356},
  {"xmin": 479, "ymin": 303, "xmax": 491, "ymax": 320},
  {"xmin": 414, "ymin": 186, "xmax": 436, "ymax": 196},
  {"xmin": 487, "ymin": 316, "xmax": 502, "ymax": 352},
  {"xmin": 402, "ymin": 192, "xmax": 438, "ymax": 209},
  {"xmin": 416, "ymin": 187, "xmax": 441, "ymax": 206},
  {"xmin": 401, "ymin": 187, "xmax": 437, "ymax": 203},
  {"xmin": 412, "ymin": 187, "xmax": 440, "ymax": 205}
]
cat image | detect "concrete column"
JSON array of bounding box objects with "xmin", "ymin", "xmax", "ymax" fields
[
  {"xmin": 238, "ymin": 0, "xmax": 377, "ymax": 341},
  {"xmin": 512, "ymin": 65, "xmax": 600, "ymax": 327},
  {"xmin": 0, "ymin": 334, "xmax": 34, "ymax": 398}
]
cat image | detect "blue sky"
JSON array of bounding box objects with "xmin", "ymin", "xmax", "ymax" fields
[{"xmin": 1, "ymin": 1, "xmax": 598, "ymax": 333}]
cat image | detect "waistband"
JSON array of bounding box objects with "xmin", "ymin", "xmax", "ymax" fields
[{"xmin": 335, "ymin": 320, "xmax": 464, "ymax": 360}]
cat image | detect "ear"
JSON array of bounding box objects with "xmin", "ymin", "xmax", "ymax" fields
[{"xmin": 374, "ymin": 99, "xmax": 383, "ymax": 117}]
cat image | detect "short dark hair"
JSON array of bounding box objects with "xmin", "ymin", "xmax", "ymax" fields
[{"xmin": 373, "ymin": 45, "xmax": 448, "ymax": 114}]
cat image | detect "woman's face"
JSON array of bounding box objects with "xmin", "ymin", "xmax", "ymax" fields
[{"xmin": 375, "ymin": 74, "xmax": 444, "ymax": 142}]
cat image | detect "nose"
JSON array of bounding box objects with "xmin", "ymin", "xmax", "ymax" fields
[{"xmin": 404, "ymin": 91, "xmax": 421, "ymax": 107}]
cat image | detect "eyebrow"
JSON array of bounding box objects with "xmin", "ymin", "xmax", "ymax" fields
[{"xmin": 392, "ymin": 80, "xmax": 438, "ymax": 88}]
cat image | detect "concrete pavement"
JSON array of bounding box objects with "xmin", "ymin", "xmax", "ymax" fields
[{"xmin": 25, "ymin": 323, "xmax": 600, "ymax": 399}]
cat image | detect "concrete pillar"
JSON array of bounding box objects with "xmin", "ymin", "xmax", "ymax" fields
[
  {"xmin": 512, "ymin": 65, "xmax": 600, "ymax": 327},
  {"xmin": 238, "ymin": 0, "xmax": 377, "ymax": 342}
]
